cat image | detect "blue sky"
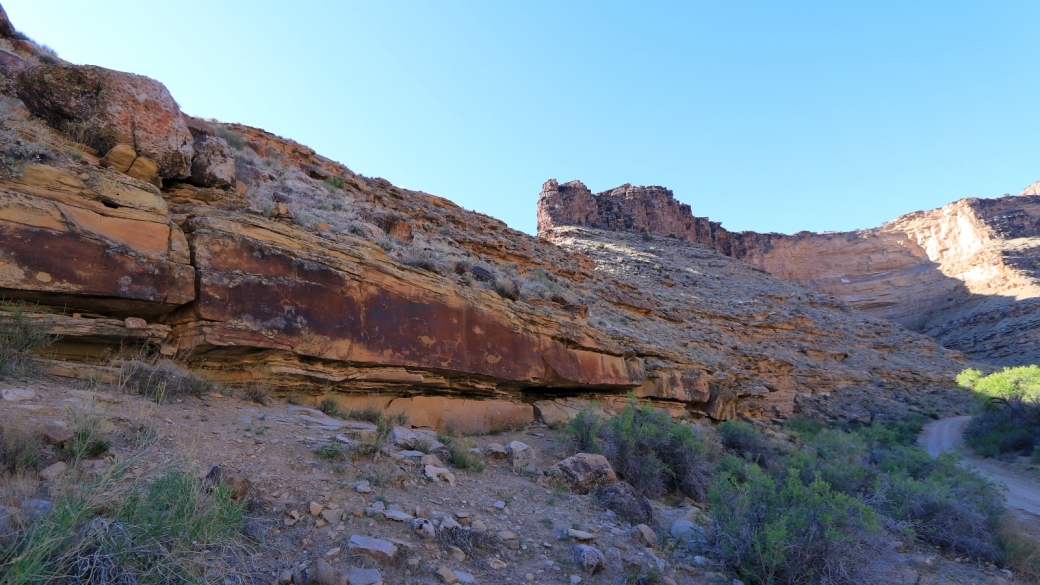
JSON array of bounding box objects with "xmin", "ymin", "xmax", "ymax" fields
[{"xmin": 6, "ymin": 1, "xmax": 1039, "ymax": 235}]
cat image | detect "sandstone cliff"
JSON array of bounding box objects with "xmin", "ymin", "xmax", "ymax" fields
[
  {"xmin": 538, "ymin": 179, "xmax": 1040, "ymax": 366},
  {"xmin": 0, "ymin": 9, "xmax": 974, "ymax": 429}
]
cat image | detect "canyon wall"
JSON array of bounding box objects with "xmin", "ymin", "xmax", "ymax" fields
[
  {"xmin": 0, "ymin": 9, "xmax": 975, "ymax": 429},
  {"xmin": 538, "ymin": 180, "xmax": 1040, "ymax": 365}
]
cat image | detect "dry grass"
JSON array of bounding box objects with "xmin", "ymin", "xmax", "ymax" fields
[{"xmin": 998, "ymin": 516, "xmax": 1040, "ymax": 582}]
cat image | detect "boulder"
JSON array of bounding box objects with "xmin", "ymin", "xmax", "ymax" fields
[
  {"xmin": 506, "ymin": 441, "xmax": 535, "ymax": 470},
  {"xmin": 571, "ymin": 545, "xmax": 606, "ymax": 574},
  {"xmin": 16, "ymin": 64, "xmax": 194, "ymax": 178},
  {"xmin": 547, "ymin": 453, "xmax": 617, "ymax": 494},
  {"xmin": 592, "ymin": 482, "xmax": 652, "ymax": 525},
  {"xmin": 635, "ymin": 523, "xmax": 658, "ymax": 547},
  {"xmin": 38, "ymin": 461, "xmax": 66, "ymax": 481},
  {"xmin": 44, "ymin": 420, "xmax": 73, "ymax": 445},
  {"xmin": 189, "ymin": 135, "xmax": 235, "ymax": 189},
  {"xmin": 313, "ymin": 558, "xmax": 337, "ymax": 585},
  {"xmin": 125, "ymin": 155, "xmax": 161, "ymax": 188}
]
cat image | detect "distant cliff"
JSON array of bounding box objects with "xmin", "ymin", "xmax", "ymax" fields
[{"xmin": 538, "ymin": 179, "xmax": 1040, "ymax": 365}]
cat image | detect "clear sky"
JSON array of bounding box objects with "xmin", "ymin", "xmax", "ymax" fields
[{"xmin": 5, "ymin": 1, "xmax": 1039, "ymax": 235}]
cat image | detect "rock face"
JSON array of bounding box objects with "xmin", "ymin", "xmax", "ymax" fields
[
  {"xmin": 538, "ymin": 179, "xmax": 1040, "ymax": 366},
  {"xmin": 0, "ymin": 164, "xmax": 194, "ymax": 317},
  {"xmin": 0, "ymin": 9, "xmax": 979, "ymax": 426},
  {"xmin": 16, "ymin": 64, "xmax": 194, "ymax": 178}
]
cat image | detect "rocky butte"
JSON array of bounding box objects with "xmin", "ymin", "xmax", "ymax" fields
[
  {"xmin": 0, "ymin": 8, "xmax": 979, "ymax": 431},
  {"xmin": 538, "ymin": 179, "xmax": 1040, "ymax": 367}
]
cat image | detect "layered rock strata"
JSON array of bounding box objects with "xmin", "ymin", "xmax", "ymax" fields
[
  {"xmin": 538, "ymin": 180, "xmax": 1040, "ymax": 365},
  {"xmin": 0, "ymin": 11, "xmax": 977, "ymax": 428}
]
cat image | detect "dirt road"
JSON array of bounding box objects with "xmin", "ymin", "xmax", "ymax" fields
[{"xmin": 919, "ymin": 416, "xmax": 1040, "ymax": 516}]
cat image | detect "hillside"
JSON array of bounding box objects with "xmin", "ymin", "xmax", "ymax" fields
[{"xmin": 538, "ymin": 179, "xmax": 1040, "ymax": 366}]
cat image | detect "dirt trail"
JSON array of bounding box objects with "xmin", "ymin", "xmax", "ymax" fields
[{"xmin": 919, "ymin": 416, "xmax": 1040, "ymax": 516}]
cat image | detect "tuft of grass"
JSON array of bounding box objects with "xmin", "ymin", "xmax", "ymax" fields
[
  {"xmin": 997, "ymin": 516, "xmax": 1040, "ymax": 583},
  {"xmin": 65, "ymin": 412, "xmax": 109, "ymax": 461},
  {"xmin": 493, "ymin": 277, "xmax": 519, "ymax": 301},
  {"xmin": 390, "ymin": 411, "xmax": 409, "ymax": 426},
  {"xmin": 0, "ymin": 302, "xmax": 59, "ymax": 378},
  {"xmin": 0, "ymin": 422, "xmax": 40, "ymax": 474},
  {"xmin": 316, "ymin": 444, "xmax": 344, "ymax": 461}
]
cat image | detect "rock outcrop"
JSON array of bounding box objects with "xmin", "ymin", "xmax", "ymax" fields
[
  {"xmin": 538, "ymin": 180, "xmax": 1040, "ymax": 366},
  {"xmin": 16, "ymin": 64, "xmax": 195, "ymax": 179}
]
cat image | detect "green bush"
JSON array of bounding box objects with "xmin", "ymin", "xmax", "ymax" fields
[
  {"xmin": 0, "ymin": 302, "xmax": 58, "ymax": 378},
  {"xmin": 566, "ymin": 400, "xmax": 720, "ymax": 499},
  {"xmin": 963, "ymin": 370, "xmax": 1040, "ymax": 457},
  {"xmin": 717, "ymin": 421, "xmax": 773, "ymax": 467},
  {"xmin": 782, "ymin": 420, "xmax": 1006, "ymax": 561},
  {"xmin": 957, "ymin": 365, "xmax": 1040, "ymax": 401},
  {"xmin": 709, "ymin": 460, "xmax": 883, "ymax": 585}
]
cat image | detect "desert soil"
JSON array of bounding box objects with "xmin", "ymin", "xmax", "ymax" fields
[{"xmin": 0, "ymin": 376, "xmax": 1025, "ymax": 585}]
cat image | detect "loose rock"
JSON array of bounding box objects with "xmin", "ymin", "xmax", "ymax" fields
[
  {"xmin": 313, "ymin": 558, "xmax": 337, "ymax": 585},
  {"xmin": 505, "ymin": 441, "xmax": 535, "ymax": 470},
  {"xmin": 348, "ymin": 535, "xmax": 398, "ymax": 562},
  {"xmin": 592, "ymin": 482, "xmax": 652, "ymax": 525},
  {"xmin": 44, "ymin": 420, "xmax": 73, "ymax": 445},
  {"xmin": 572, "ymin": 544, "xmax": 606, "ymax": 574},
  {"xmin": 436, "ymin": 566, "xmax": 458, "ymax": 584},
  {"xmin": 38, "ymin": 461, "xmax": 66, "ymax": 481},
  {"xmin": 635, "ymin": 524, "xmax": 658, "ymax": 547},
  {"xmin": 547, "ymin": 453, "xmax": 618, "ymax": 494},
  {"xmin": 347, "ymin": 568, "xmax": 383, "ymax": 585}
]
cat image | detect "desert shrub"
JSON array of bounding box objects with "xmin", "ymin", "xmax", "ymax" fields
[
  {"xmin": 965, "ymin": 394, "xmax": 1040, "ymax": 458},
  {"xmin": 400, "ymin": 248, "xmax": 443, "ymax": 274},
  {"xmin": 117, "ymin": 359, "xmax": 215, "ymax": 402},
  {"xmin": 0, "ymin": 423, "xmax": 40, "ymax": 474},
  {"xmin": 709, "ymin": 460, "xmax": 883, "ymax": 585},
  {"xmin": 563, "ymin": 407, "xmax": 603, "ymax": 453},
  {"xmin": 641, "ymin": 232, "xmax": 652, "ymax": 242},
  {"xmin": 315, "ymin": 444, "xmax": 344, "ymax": 461},
  {"xmin": 0, "ymin": 127, "xmax": 56, "ymax": 178},
  {"xmin": 214, "ymin": 125, "xmax": 246, "ymax": 150},
  {"xmin": 1, "ymin": 462, "xmax": 244, "ymax": 584},
  {"xmin": 567, "ymin": 400, "xmax": 720, "ymax": 499},
  {"xmin": 0, "ymin": 302, "xmax": 58, "ymax": 378},
  {"xmin": 445, "ymin": 437, "xmax": 484, "ymax": 472},
  {"xmin": 717, "ymin": 421, "xmax": 774, "ymax": 467},
  {"xmin": 323, "ymin": 176, "xmax": 346, "ymax": 190},
  {"xmin": 493, "ymin": 277, "xmax": 520, "ymax": 301},
  {"xmin": 343, "ymin": 406, "xmax": 384, "ymax": 424},
  {"xmin": 782, "ymin": 419, "xmax": 1005, "ymax": 561},
  {"xmin": 871, "ymin": 447, "xmax": 1004, "ymax": 560},
  {"xmin": 318, "ymin": 396, "xmax": 342, "ymax": 418},
  {"xmin": 243, "ymin": 382, "xmax": 269, "ymax": 405}
]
